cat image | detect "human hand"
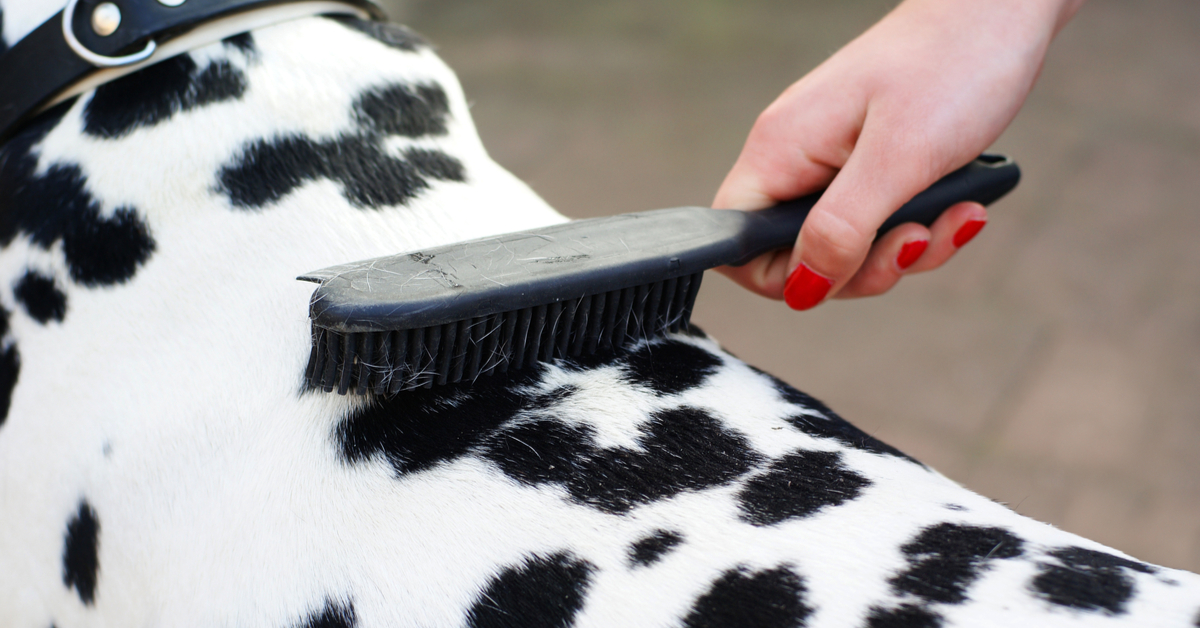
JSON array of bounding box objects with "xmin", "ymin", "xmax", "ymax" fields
[{"xmin": 713, "ymin": 0, "xmax": 1084, "ymax": 310}]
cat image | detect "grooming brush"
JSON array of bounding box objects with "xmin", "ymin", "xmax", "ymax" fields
[{"xmin": 300, "ymin": 154, "xmax": 1019, "ymax": 394}]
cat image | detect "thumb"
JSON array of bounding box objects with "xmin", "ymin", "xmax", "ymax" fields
[
  {"xmin": 713, "ymin": 147, "xmax": 841, "ymax": 301},
  {"xmin": 782, "ymin": 135, "xmax": 944, "ymax": 310}
]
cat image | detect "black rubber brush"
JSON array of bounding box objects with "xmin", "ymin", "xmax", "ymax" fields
[{"xmin": 300, "ymin": 154, "xmax": 1020, "ymax": 394}]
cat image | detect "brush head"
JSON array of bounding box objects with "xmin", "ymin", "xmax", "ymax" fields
[
  {"xmin": 299, "ymin": 206, "xmax": 745, "ymax": 394},
  {"xmin": 304, "ymin": 272, "xmax": 704, "ymax": 394}
]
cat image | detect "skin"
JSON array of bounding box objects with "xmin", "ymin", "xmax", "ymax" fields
[{"xmin": 714, "ymin": 0, "xmax": 1087, "ymax": 307}]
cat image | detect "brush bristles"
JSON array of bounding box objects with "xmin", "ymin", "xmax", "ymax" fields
[{"xmin": 306, "ymin": 272, "xmax": 704, "ymax": 394}]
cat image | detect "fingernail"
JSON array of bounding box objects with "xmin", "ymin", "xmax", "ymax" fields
[
  {"xmin": 783, "ymin": 263, "xmax": 833, "ymax": 311},
  {"xmin": 896, "ymin": 239, "xmax": 929, "ymax": 270},
  {"xmin": 953, "ymin": 220, "xmax": 986, "ymax": 248}
]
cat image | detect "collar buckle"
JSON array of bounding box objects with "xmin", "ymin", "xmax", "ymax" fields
[{"xmin": 62, "ymin": 0, "xmax": 158, "ymax": 68}]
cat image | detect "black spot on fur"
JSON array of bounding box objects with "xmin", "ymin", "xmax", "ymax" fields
[
  {"xmin": 866, "ymin": 604, "xmax": 942, "ymax": 628},
  {"xmin": 737, "ymin": 450, "xmax": 871, "ymax": 526},
  {"xmin": 620, "ymin": 340, "xmax": 722, "ymax": 396},
  {"xmin": 751, "ymin": 367, "xmax": 829, "ymax": 411},
  {"xmin": 15, "ymin": 270, "xmax": 67, "ymax": 323},
  {"xmin": 0, "ymin": 103, "xmax": 156, "ymax": 287},
  {"xmin": 219, "ymin": 135, "xmax": 464, "ymax": 209},
  {"xmin": 784, "ymin": 412, "xmax": 921, "ymax": 465},
  {"xmin": 218, "ymin": 80, "xmax": 460, "ymax": 209},
  {"xmin": 354, "ymin": 84, "xmax": 449, "ymax": 137},
  {"xmin": 0, "ymin": 340, "xmax": 17, "ymax": 427},
  {"xmin": 62, "ymin": 501, "xmax": 100, "ymax": 605},
  {"xmin": 629, "ymin": 529, "xmax": 684, "ymax": 567},
  {"xmin": 406, "ymin": 147, "xmax": 467, "ymax": 181},
  {"xmin": 329, "ymin": 16, "xmax": 426, "ymax": 51},
  {"xmin": 61, "ymin": 206, "xmax": 157, "ymax": 286},
  {"xmin": 295, "ymin": 599, "xmax": 356, "ymax": 628},
  {"xmin": 682, "ymin": 565, "xmax": 813, "ymax": 628},
  {"xmin": 220, "ymin": 135, "xmax": 333, "ymax": 208},
  {"xmin": 526, "ymin": 385, "xmax": 578, "ymax": 411},
  {"xmin": 0, "ymin": 8, "xmax": 7, "ymax": 55},
  {"xmin": 944, "ymin": 504, "xmax": 967, "ymax": 511},
  {"xmin": 83, "ymin": 55, "xmax": 247, "ymax": 139},
  {"xmin": 754, "ymin": 368, "xmax": 921, "ymax": 465},
  {"xmin": 0, "ymin": 305, "xmax": 17, "ymax": 427},
  {"xmin": 336, "ymin": 374, "xmax": 530, "ymax": 475},
  {"xmin": 221, "ymin": 32, "xmax": 255, "ymax": 54},
  {"xmin": 485, "ymin": 406, "xmax": 761, "ymax": 514},
  {"xmin": 557, "ymin": 344, "xmax": 621, "ymax": 372},
  {"xmin": 466, "ymin": 552, "xmax": 593, "ymax": 628},
  {"xmin": 891, "ymin": 523, "xmax": 1024, "ymax": 605},
  {"xmin": 1030, "ymin": 546, "xmax": 1155, "ymax": 615},
  {"xmin": 0, "ymin": 98, "xmax": 71, "ymax": 155}
]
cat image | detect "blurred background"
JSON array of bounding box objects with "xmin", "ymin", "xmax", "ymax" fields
[{"xmin": 380, "ymin": 0, "xmax": 1200, "ymax": 571}]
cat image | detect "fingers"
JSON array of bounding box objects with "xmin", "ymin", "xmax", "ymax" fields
[
  {"xmin": 718, "ymin": 134, "xmax": 991, "ymax": 309},
  {"xmin": 834, "ymin": 201, "xmax": 987, "ymax": 299},
  {"xmin": 834, "ymin": 222, "xmax": 931, "ymax": 299},
  {"xmin": 712, "ymin": 75, "xmax": 866, "ymax": 298},
  {"xmin": 779, "ymin": 126, "xmax": 951, "ymax": 309},
  {"xmin": 904, "ymin": 201, "xmax": 988, "ymax": 273},
  {"xmin": 716, "ymin": 156, "xmax": 989, "ymax": 307},
  {"xmin": 720, "ymin": 201, "xmax": 990, "ymax": 308},
  {"xmin": 718, "ymin": 249, "xmax": 793, "ymax": 301}
]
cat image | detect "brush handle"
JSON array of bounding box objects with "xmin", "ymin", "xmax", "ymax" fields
[
  {"xmin": 729, "ymin": 154, "xmax": 1020, "ymax": 266},
  {"xmin": 303, "ymin": 154, "xmax": 1019, "ymax": 333}
]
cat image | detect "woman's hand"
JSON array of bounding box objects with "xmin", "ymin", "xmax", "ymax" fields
[{"xmin": 714, "ymin": 0, "xmax": 1084, "ymax": 310}]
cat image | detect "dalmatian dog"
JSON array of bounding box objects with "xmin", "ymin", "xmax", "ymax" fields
[{"xmin": 1, "ymin": 2, "xmax": 1198, "ymax": 627}]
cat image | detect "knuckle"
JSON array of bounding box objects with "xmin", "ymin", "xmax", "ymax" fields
[
  {"xmin": 845, "ymin": 269, "xmax": 896, "ymax": 298},
  {"xmin": 752, "ymin": 100, "xmax": 793, "ymax": 138},
  {"xmin": 802, "ymin": 209, "xmax": 873, "ymax": 271}
]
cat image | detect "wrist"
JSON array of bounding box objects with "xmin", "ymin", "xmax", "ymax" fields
[{"xmin": 889, "ymin": 0, "xmax": 1078, "ymax": 44}]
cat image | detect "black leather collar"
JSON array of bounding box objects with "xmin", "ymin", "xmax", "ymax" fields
[{"xmin": 0, "ymin": 0, "xmax": 386, "ymax": 146}]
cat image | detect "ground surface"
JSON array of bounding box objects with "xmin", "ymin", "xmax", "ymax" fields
[{"xmin": 384, "ymin": 0, "xmax": 1200, "ymax": 572}]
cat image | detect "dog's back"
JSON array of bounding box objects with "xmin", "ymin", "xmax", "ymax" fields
[{"xmin": 0, "ymin": 5, "xmax": 1198, "ymax": 627}]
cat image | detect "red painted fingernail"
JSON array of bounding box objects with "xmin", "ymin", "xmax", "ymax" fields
[
  {"xmin": 783, "ymin": 264, "xmax": 833, "ymax": 311},
  {"xmin": 953, "ymin": 220, "xmax": 986, "ymax": 248},
  {"xmin": 896, "ymin": 239, "xmax": 929, "ymax": 270}
]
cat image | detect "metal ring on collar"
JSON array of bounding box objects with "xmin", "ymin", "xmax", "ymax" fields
[
  {"xmin": 62, "ymin": 0, "xmax": 158, "ymax": 67},
  {"xmin": 0, "ymin": 0, "xmax": 386, "ymax": 146}
]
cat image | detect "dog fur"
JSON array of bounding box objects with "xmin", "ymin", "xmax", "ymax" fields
[{"xmin": 1, "ymin": 4, "xmax": 1198, "ymax": 627}]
